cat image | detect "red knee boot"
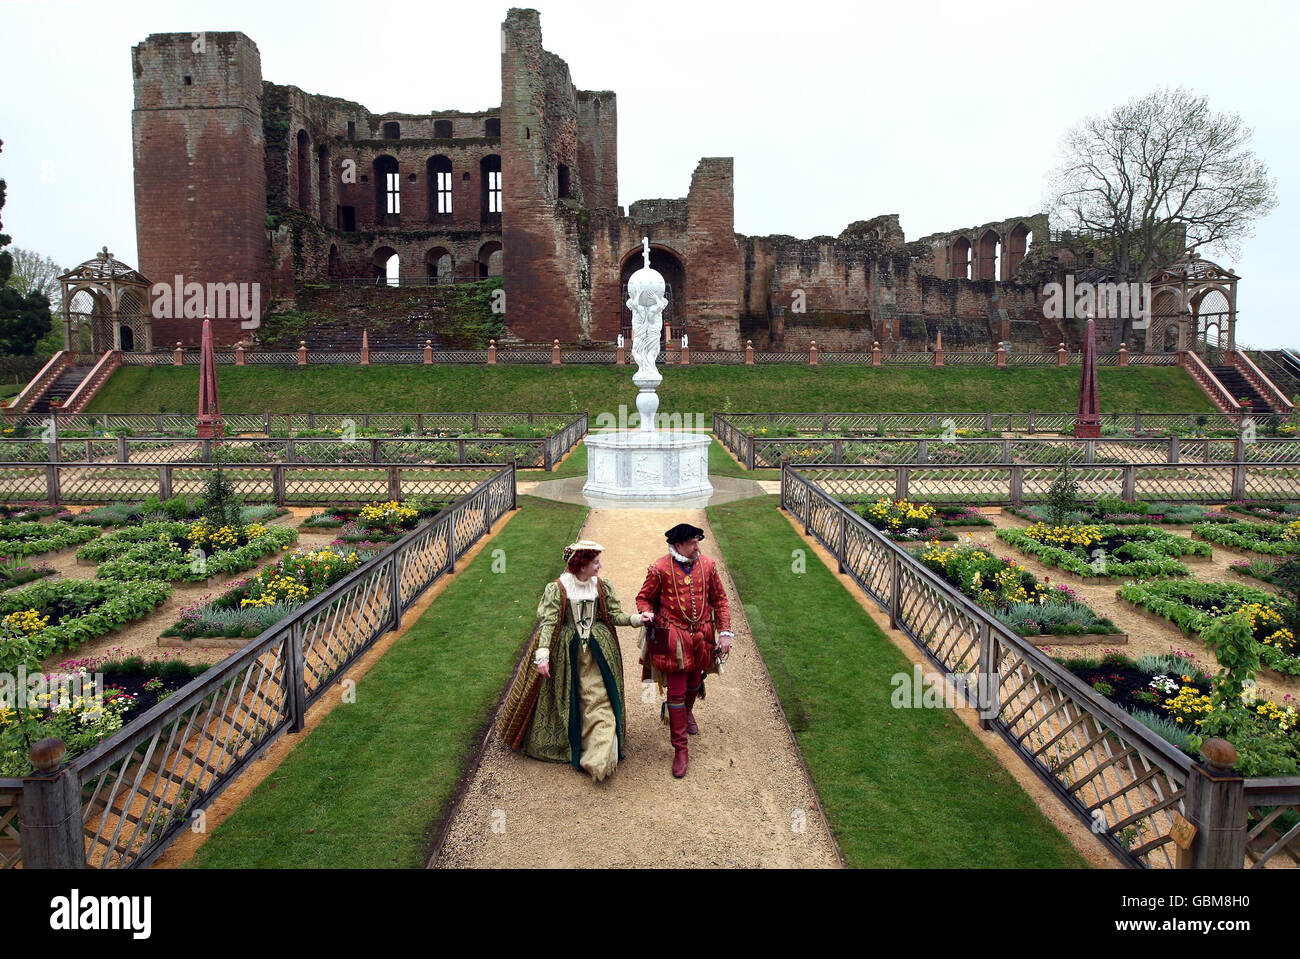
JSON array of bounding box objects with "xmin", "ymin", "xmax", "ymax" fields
[
  {"xmin": 683, "ymin": 682, "xmax": 700, "ymax": 735},
  {"xmin": 667, "ymin": 700, "xmax": 689, "ymax": 777}
]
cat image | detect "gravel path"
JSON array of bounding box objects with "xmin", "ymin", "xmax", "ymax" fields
[{"xmin": 431, "ymin": 507, "xmax": 843, "ymax": 869}]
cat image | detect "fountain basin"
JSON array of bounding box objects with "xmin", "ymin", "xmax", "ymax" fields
[{"xmin": 583, "ymin": 430, "xmax": 712, "ymax": 501}]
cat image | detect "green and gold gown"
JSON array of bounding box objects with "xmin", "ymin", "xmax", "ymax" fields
[{"xmin": 521, "ymin": 574, "xmax": 639, "ymax": 781}]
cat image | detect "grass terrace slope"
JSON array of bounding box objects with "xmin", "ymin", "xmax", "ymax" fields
[{"xmin": 88, "ymin": 366, "xmax": 1214, "ymax": 415}]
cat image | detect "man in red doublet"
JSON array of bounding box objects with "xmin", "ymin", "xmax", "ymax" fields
[{"xmin": 636, "ymin": 523, "xmax": 734, "ymax": 778}]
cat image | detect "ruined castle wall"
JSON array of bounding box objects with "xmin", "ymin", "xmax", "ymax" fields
[
  {"xmin": 501, "ymin": 8, "xmax": 585, "ymax": 342},
  {"xmin": 132, "ymin": 32, "xmax": 268, "ymax": 347}
]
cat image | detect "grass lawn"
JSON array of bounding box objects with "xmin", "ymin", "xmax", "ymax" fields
[
  {"xmin": 88, "ymin": 365, "xmax": 1213, "ymax": 416},
  {"xmin": 707, "ymin": 495, "xmax": 1088, "ymax": 868},
  {"xmin": 185, "ymin": 494, "xmax": 588, "ymax": 868}
]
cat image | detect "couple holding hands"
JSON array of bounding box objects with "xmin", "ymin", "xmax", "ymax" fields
[{"xmin": 498, "ymin": 523, "xmax": 734, "ymax": 780}]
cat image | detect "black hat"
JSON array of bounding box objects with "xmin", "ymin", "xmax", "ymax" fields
[{"xmin": 665, "ymin": 523, "xmax": 705, "ymax": 545}]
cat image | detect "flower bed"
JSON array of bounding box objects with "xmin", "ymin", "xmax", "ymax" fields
[
  {"xmin": 76, "ymin": 520, "xmax": 298, "ymax": 583},
  {"xmin": 0, "ymin": 651, "xmax": 210, "ymax": 777},
  {"xmin": 0, "ymin": 578, "xmax": 173, "ymax": 672},
  {"xmin": 73, "ymin": 497, "xmax": 285, "ymax": 528},
  {"xmin": 1229, "ymin": 557, "xmax": 1284, "ymax": 586},
  {"xmin": 916, "ymin": 542, "xmax": 1119, "ymax": 639},
  {"xmin": 1117, "ymin": 579, "xmax": 1300, "ymax": 676},
  {"xmin": 1225, "ymin": 502, "xmax": 1300, "ymax": 522},
  {"xmin": 1193, "ymin": 519, "xmax": 1300, "ymax": 557},
  {"xmin": 161, "ymin": 545, "xmax": 373, "ymax": 640},
  {"xmin": 0, "ymin": 520, "xmax": 101, "ymax": 558},
  {"xmin": 996, "ymin": 523, "xmax": 1208, "ymax": 579},
  {"xmin": 850, "ymin": 499, "xmax": 992, "ymax": 542},
  {"xmin": 0, "ymin": 558, "xmax": 55, "ymax": 591},
  {"xmin": 302, "ymin": 498, "xmax": 450, "ymax": 544},
  {"xmin": 0, "ymin": 502, "xmax": 68, "ymax": 522},
  {"xmin": 1055, "ymin": 646, "xmax": 1299, "ymax": 777},
  {"xmin": 1007, "ymin": 499, "xmax": 1231, "ymax": 526}
]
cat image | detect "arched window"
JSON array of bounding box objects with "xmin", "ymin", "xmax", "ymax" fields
[
  {"xmin": 382, "ymin": 121, "xmax": 400, "ymax": 140},
  {"xmin": 374, "ymin": 156, "xmax": 400, "ymax": 221},
  {"xmin": 434, "ymin": 119, "xmax": 453, "ymax": 138},
  {"xmin": 950, "ymin": 237, "xmax": 972, "ymax": 280},
  {"xmin": 374, "ymin": 247, "xmax": 399, "ymax": 286},
  {"xmin": 977, "ymin": 230, "xmax": 999, "ymax": 281},
  {"xmin": 478, "ymin": 241, "xmax": 503, "ymax": 278},
  {"xmin": 425, "ymin": 247, "xmax": 453, "ymax": 284},
  {"xmin": 317, "ymin": 146, "xmax": 329, "ymax": 220},
  {"xmin": 427, "ymin": 156, "xmax": 453, "ymax": 217},
  {"xmin": 296, "ymin": 130, "xmax": 310, "ymax": 210},
  {"xmin": 1006, "ymin": 223, "xmax": 1030, "ymax": 278},
  {"xmin": 557, "ymin": 163, "xmax": 570, "ymax": 199},
  {"xmin": 481, "ymin": 155, "xmax": 502, "ymax": 222},
  {"xmin": 485, "ymin": 117, "xmax": 500, "ymax": 137}
]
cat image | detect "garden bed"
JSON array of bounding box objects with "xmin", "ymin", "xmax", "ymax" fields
[
  {"xmin": 0, "ymin": 652, "xmax": 211, "ymax": 777},
  {"xmin": 914, "ymin": 542, "xmax": 1122, "ymax": 642},
  {"xmin": 1116, "ymin": 579, "xmax": 1300, "ymax": 677},
  {"xmin": 75, "ymin": 520, "xmax": 298, "ymax": 583},
  {"xmin": 302, "ymin": 498, "xmax": 450, "ymax": 546},
  {"xmin": 159, "ymin": 545, "xmax": 374, "ymax": 643},
  {"xmin": 0, "ymin": 559, "xmax": 55, "ymax": 591},
  {"xmin": 0, "ymin": 520, "xmax": 101, "ymax": 558},
  {"xmin": 995, "ymin": 522, "xmax": 1210, "ymax": 579},
  {"xmin": 1007, "ymin": 499, "xmax": 1232, "ymax": 526},
  {"xmin": 1192, "ymin": 519, "xmax": 1300, "ymax": 557},
  {"xmin": 72, "ymin": 496, "xmax": 287, "ymax": 528},
  {"xmin": 1056, "ymin": 647, "xmax": 1300, "ymax": 778},
  {"xmin": 1224, "ymin": 502, "xmax": 1300, "ymax": 522},
  {"xmin": 848, "ymin": 499, "xmax": 993, "ymax": 542},
  {"xmin": 0, "ymin": 578, "xmax": 174, "ymax": 671}
]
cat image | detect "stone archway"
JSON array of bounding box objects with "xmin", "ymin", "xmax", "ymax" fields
[{"xmin": 620, "ymin": 245, "xmax": 684, "ymax": 342}]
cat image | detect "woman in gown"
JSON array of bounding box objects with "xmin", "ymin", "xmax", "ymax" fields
[{"xmin": 497, "ymin": 540, "xmax": 653, "ymax": 782}]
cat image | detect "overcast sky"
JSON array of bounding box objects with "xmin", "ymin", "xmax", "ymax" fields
[{"xmin": 1, "ymin": 0, "xmax": 1295, "ymax": 347}]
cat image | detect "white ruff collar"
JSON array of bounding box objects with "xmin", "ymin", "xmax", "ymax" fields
[
  {"xmin": 669, "ymin": 547, "xmax": 698, "ymax": 564},
  {"xmin": 559, "ymin": 571, "xmax": 599, "ymax": 600}
]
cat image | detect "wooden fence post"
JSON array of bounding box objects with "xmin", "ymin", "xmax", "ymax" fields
[
  {"xmin": 45, "ymin": 465, "xmax": 59, "ymax": 506},
  {"xmin": 159, "ymin": 464, "xmax": 172, "ymax": 500},
  {"xmin": 1009, "ymin": 465, "xmax": 1024, "ymax": 507},
  {"xmin": 446, "ymin": 518, "xmax": 456, "ymax": 573},
  {"xmin": 1168, "ymin": 435, "xmax": 1179, "ymax": 464},
  {"xmin": 388, "ymin": 466, "xmax": 401, "ymax": 501},
  {"xmin": 1122, "ymin": 465, "xmax": 1136, "ymax": 502},
  {"xmin": 916, "ymin": 439, "xmax": 929, "ymax": 464},
  {"xmin": 286, "ymin": 624, "xmax": 306, "ymax": 734},
  {"xmin": 273, "ymin": 466, "xmax": 286, "ymax": 506},
  {"xmin": 888, "ymin": 552, "xmax": 901, "ymax": 629},
  {"xmin": 976, "ymin": 623, "xmax": 996, "ymax": 731},
  {"xmin": 389, "ymin": 553, "xmax": 404, "ymax": 632},
  {"xmin": 1183, "ymin": 739, "xmax": 1246, "ymax": 869},
  {"xmin": 837, "ymin": 511, "xmax": 846, "ymax": 573},
  {"xmin": 1231, "ymin": 464, "xmax": 1246, "ymax": 501},
  {"xmin": 896, "ymin": 466, "xmax": 909, "ymax": 501},
  {"xmin": 116, "ymin": 436, "xmax": 128, "ymax": 463},
  {"xmin": 18, "ymin": 738, "xmax": 84, "ymax": 868}
]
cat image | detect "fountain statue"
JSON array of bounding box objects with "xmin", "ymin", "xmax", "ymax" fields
[{"xmin": 583, "ymin": 238, "xmax": 712, "ymax": 503}]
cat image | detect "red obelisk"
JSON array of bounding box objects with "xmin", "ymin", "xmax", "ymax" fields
[
  {"xmin": 196, "ymin": 316, "xmax": 224, "ymax": 439},
  {"xmin": 1073, "ymin": 315, "xmax": 1101, "ymax": 438}
]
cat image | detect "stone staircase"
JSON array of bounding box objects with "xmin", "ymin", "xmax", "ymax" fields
[
  {"xmin": 28, "ymin": 366, "xmax": 92, "ymax": 416},
  {"xmin": 1210, "ymin": 364, "xmax": 1273, "ymax": 413}
]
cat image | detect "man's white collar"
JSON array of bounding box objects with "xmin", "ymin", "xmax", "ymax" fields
[{"xmin": 669, "ymin": 546, "xmax": 696, "ymax": 564}]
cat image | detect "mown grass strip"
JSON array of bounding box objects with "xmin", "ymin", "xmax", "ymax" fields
[
  {"xmin": 186, "ymin": 495, "xmax": 588, "ymax": 868},
  {"xmin": 90, "ymin": 365, "xmax": 1213, "ymax": 416},
  {"xmin": 707, "ymin": 495, "xmax": 1089, "ymax": 868}
]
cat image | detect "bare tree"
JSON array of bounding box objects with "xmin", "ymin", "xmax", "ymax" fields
[
  {"xmin": 1049, "ymin": 87, "xmax": 1277, "ymax": 345},
  {"xmin": 6, "ymin": 247, "xmax": 64, "ymax": 312}
]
